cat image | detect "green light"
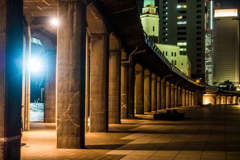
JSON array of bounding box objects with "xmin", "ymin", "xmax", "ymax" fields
[{"xmin": 144, "ymin": 0, "xmax": 155, "ymax": 7}]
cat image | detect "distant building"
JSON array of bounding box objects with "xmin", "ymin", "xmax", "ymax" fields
[
  {"xmin": 156, "ymin": 44, "xmax": 191, "ymax": 76},
  {"xmin": 213, "ymin": 9, "xmax": 239, "ymax": 84},
  {"xmin": 205, "ymin": 1, "xmax": 220, "ymax": 86},
  {"xmin": 140, "ymin": 0, "xmax": 191, "ymax": 76},
  {"xmin": 140, "ymin": 0, "xmax": 159, "ymax": 43},
  {"xmin": 158, "ymin": 0, "xmax": 206, "ymax": 81},
  {"xmin": 140, "ymin": 0, "xmax": 191, "ymax": 77}
]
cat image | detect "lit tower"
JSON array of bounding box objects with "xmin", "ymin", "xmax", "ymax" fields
[
  {"xmin": 205, "ymin": 1, "xmax": 220, "ymax": 86},
  {"xmin": 140, "ymin": 0, "xmax": 159, "ymax": 43},
  {"xmin": 213, "ymin": 9, "xmax": 239, "ymax": 84}
]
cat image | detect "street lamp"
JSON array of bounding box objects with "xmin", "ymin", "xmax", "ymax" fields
[
  {"xmin": 29, "ymin": 58, "xmax": 41, "ymax": 72},
  {"xmin": 51, "ymin": 18, "xmax": 59, "ymax": 26}
]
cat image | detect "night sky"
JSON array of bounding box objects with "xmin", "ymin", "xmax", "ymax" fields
[{"xmin": 216, "ymin": 0, "xmax": 240, "ymax": 10}]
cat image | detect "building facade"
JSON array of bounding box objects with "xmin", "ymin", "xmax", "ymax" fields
[
  {"xmin": 140, "ymin": 0, "xmax": 159, "ymax": 43},
  {"xmin": 156, "ymin": 44, "xmax": 191, "ymax": 76},
  {"xmin": 205, "ymin": 1, "xmax": 220, "ymax": 86},
  {"xmin": 213, "ymin": 9, "xmax": 239, "ymax": 84},
  {"xmin": 159, "ymin": 0, "xmax": 205, "ymax": 80}
]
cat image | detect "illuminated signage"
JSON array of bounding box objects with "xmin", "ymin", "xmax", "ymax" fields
[{"xmin": 215, "ymin": 9, "xmax": 238, "ymax": 17}]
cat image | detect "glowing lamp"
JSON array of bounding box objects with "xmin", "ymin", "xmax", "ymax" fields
[
  {"xmin": 51, "ymin": 18, "xmax": 59, "ymax": 26},
  {"xmin": 29, "ymin": 59, "xmax": 41, "ymax": 72}
]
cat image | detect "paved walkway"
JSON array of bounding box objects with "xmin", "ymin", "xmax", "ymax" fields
[{"xmin": 21, "ymin": 105, "xmax": 240, "ymax": 160}]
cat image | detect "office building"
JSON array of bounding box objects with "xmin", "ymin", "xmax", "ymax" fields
[
  {"xmin": 205, "ymin": 1, "xmax": 220, "ymax": 85},
  {"xmin": 213, "ymin": 9, "xmax": 239, "ymax": 84},
  {"xmin": 159, "ymin": 0, "xmax": 206, "ymax": 80},
  {"xmin": 156, "ymin": 43, "xmax": 191, "ymax": 76}
]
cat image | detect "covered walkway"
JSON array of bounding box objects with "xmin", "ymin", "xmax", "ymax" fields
[{"xmin": 22, "ymin": 105, "xmax": 240, "ymax": 160}]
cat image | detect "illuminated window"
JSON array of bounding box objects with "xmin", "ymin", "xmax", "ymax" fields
[
  {"xmin": 180, "ymin": 48, "xmax": 187, "ymax": 51},
  {"xmin": 177, "ymin": 21, "xmax": 187, "ymax": 25},
  {"xmin": 177, "ymin": 16, "xmax": 183, "ymax": 19},
  {"xmin": 177, "ymin": 5, "xmax": 187, "ymax": 8},
  {"xmin": 31, "ymin": 37, "xmax": 42, "ymax": 46}
]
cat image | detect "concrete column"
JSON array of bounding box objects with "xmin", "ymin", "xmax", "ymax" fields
[
  {"xmin": 157, "ymin": 77, "xmax": 161, "ymax": 110},
  {"xmin": 199, "ymin": 92, "xmax": 203, "ymax": 106},
  {"xmin": 135, "ymin": 64, "xmax": 144, "ymax": 114},
  {"xmin": 144, "ymin": 69, "xmax": 151, "ymax": 112},
  {"xmin": 220, "ymin": 96, "xmax": 223, "ymax": 104},
  {"xmin": 57, "ymin": 1, "xmax": 86, "ymax": 148},
  {"xmin": 233, "ymin": 96, "xmax": 237, "ymax": 104},
  {"xmin": 224, "ymin": 96, "xmax": 227, "ymax": 104},
  {"xmin": 24, "ymin": 17, "xmax": 31, "ymax": 131},
  {"xmin": 178, "ymin": 87, "xmax": 181, "ymax": 107},
  {"xmin": 44, "ymin": 50, "xmax": 56, "ymax": 123},
  {"xmin": 216, "ymin": 96, "xmax": 220, "ymax": 104},
  {"xmin": 121, "ymin": 49, "xmax": 128, "ymax": 119},
  {"xmin": 151, "ymin": 74, "xmax": 157, "ymax": 112},
  {"xmin": 182, "ymin": 89, "xmax": 186, "ymax": 106},
  {"xmin": 108, "ymin": 33, "xmax": 121, "ymax": 124},
  {"xmin": 171, "ymin": 83, "xmax": 175, "ymax": 108},
  {"xmin": 22, "ymin": 36, "xmax": 26, "ymax": 131},
  {"xmin": 186, "ymin": 90, "xmax": 189, "ymax": 106},
  {"xmin": 90, "ymin": 33, "xmax": 109, "ymax": 132},
  {"xmin": 161, "ymin": 79, "xmax": 166, "ymax": 109},
  {"xmin": 0, "ymin": 0, "xmax": 23, "ymax": 158},
  {"xmin": 175, "ymin": 85, "xmax": 178, "ymax": 107},
  {"xmin": 192, "ymin": 92, "xmax": 194, "ymax": 106},
  {"xmin": 166, "ymin": 81, "xmax": 171, "ymax": 109},
  {"xmin": 189, "ymin": 91, "xmax": 192, "ymax": 106},
  {"xmin": 127, "ymin": 59, "xmax": 135, "ymax": 118},
  {"xmin": 194, "ymin": 90, "xmax": 199, "ymax": 105},
  {"xmin": 85, "ymin": 33, "xmax": 90, "ymax": 132}
]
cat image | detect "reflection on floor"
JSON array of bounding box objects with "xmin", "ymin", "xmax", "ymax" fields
[
  {"xmin": 22, "ymin": 105, "xmax": 240, "ymax": 160},
  {"xmin": 30, "ymin": 103, "xmax": 44, "ymax": 122}
]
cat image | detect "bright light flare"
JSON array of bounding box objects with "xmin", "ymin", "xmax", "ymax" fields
[
  {"xmin": 205, "ymin": 99, "xmax": 209, "ymax": 104},
  {"xmin": 51, "ymin": 18, "xmax": 59, "ymax": 26},
  {"xmin": 29, "ymin": 59, "xmax": 41, "ymax": 72}
]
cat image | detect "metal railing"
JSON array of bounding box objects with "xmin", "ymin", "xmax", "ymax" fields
[
  {"xmin": 143, "ymin": 31, "xmax": 204, "ymax": 87},
  {"xmin": 205, "ymin": 86, "xmax": 240, "ymax": 94}
]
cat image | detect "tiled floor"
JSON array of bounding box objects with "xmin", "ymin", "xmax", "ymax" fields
[{"xmin": 21, "ymin": 105, "xmax": 240, "ymax": 160}]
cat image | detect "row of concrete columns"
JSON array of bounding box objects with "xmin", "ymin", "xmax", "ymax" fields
[
  {"xmin": 134, "ymin": 64, "xmax": 200, "ymax": 114},
  {"xmin": 216, "ymin": 96, "xmax": 238, "ymax": 104}
]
